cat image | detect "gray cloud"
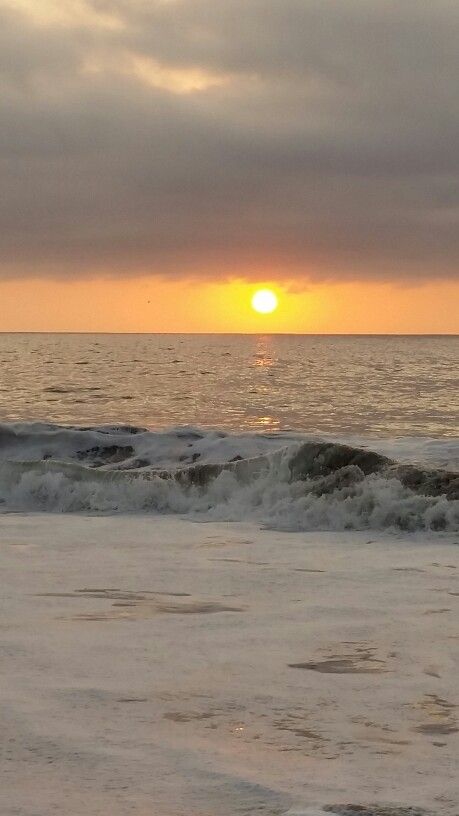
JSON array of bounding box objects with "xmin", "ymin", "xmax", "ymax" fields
[{"xmin": 1, "ymin": 0, "xmax": 458, "ymax": 282}]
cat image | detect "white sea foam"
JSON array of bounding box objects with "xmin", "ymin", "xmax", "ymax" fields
[
  {"xmin": 1, "ymin": 421, "xmax": 457, "ymax": 469},
  {"xmin": 0, "ymin": 423, "xmax": 457, "ymax": 531}
]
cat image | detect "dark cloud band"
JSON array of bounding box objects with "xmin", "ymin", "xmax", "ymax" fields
[{"xmin": 1, "ymin": 0, "xmax": 458, "ymax": 282}]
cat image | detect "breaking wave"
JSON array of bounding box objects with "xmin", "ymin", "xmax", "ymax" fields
[{"xmin": 0, "ymin": 423, "xmax": 457, "ymax": 532}]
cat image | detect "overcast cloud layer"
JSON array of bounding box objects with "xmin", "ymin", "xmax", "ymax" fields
[{"xmin": 1, "ymin": 0, "xmax": 459, "ymax": 283}]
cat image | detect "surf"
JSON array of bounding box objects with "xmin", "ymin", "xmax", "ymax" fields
[{"xmin": 0, "ymin": 424, "xmax": 457, "ymax": 531}]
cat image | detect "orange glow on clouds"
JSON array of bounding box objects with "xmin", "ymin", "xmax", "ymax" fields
[{"xmin": 0, "ymin": 277, "xmax": 457, "ymax": 334}]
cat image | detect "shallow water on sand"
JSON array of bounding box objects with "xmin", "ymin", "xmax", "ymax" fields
[
  {"xmin": 0, "ymin": 333, "xmax": 457, "ymax": 436},
  {"xmin": 2, "ymin": 514, "xmax": 458, "ymax": 815}
]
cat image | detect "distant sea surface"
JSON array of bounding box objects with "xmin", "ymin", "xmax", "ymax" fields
[{"xmin": 0, "ymin": 333, "xmax": 457, "ymax": 437}]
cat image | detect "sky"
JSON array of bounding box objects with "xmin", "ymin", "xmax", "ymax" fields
[{"xmin": 1, "ymin": 0, "xmax": 458, "ymax": 332}]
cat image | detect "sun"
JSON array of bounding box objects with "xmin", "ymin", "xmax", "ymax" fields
[{"xmin": 251, "ymin": 289, "xmax": 278, "ymax": 314}]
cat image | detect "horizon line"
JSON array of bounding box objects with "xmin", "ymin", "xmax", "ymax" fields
[{"xmin": 0, "ymin": 331, "xmax": 457, "ymax": 337}]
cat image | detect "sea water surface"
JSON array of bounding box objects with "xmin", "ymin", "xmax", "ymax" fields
[
  {"xmin": 0, "ymin": 333, "xmax": 457, "ymax": 530},
  {"xmin": 0, "ymin": 333, "xmax": 457, "ymax": 435},
  {"xmin": 2, "ymin": 336, "xmax": 458, "ymax": 816}
]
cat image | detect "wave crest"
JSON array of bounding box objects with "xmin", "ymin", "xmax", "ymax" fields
[{"xmin": 0, "ymin": 427, "xmax": 457, "ymax": 532}]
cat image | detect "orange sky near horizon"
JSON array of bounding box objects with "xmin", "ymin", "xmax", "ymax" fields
[{"xmin": 0, "ymin": 277, "xmax": 458, "ymax": 334}]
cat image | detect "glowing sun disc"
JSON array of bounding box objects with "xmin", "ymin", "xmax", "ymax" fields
[{"xmin": 251, "ymin": 289, "xmax": 278, "ymax": 314}]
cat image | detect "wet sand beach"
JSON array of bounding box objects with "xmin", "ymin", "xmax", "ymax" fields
[{"xmin": 1, "ymin": 513, "xmax": 457, "ymax": 816}]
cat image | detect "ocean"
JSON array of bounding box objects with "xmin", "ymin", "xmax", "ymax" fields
[
  {"xmin": 1, "ymin": 333, "xmax": 458, "ymax": 815},
  {"xmin": 0, "ymin": 333, "xmax": 457, "ymax": 529},
  {"xmin": 1, "ymin": 333, "xmax": 457, "ymax": 435}
]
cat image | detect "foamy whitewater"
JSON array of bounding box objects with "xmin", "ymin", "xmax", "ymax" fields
[{"xmin": 0, "ymin": 422, "xmax": 457, "ymax": 531}]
